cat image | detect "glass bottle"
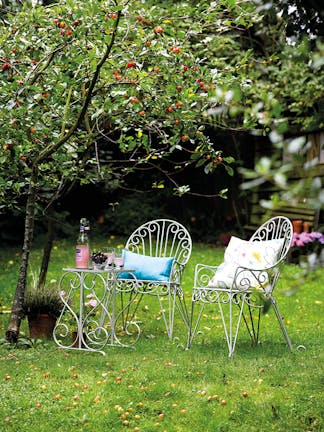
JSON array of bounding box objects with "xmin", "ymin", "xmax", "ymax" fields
[{"xmin": 75, "ymin": 218, "xmax": 90, "ymax": 268}]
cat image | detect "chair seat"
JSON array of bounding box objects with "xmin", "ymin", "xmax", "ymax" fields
[{"xmin": 118, "ymin": 278, "xmax": 182, "ymax": 295}]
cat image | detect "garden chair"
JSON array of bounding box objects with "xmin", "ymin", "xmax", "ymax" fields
[
  {"xmin": 117, "ymin": 219, "xmax": 192, "ymax": 339},
  {"xmin": 187, "ymin": 216, "xmax": 293, "ymax": 357}
]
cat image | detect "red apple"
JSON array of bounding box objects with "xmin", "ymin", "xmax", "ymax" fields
[{"xmin": 126, "ymin": 61, "xmax": 136, "ymax": 69}]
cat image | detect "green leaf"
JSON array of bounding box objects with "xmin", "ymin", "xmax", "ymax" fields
[{"xmin": 224, "ymin": 165, "xmax": 234, "ymax": 176}]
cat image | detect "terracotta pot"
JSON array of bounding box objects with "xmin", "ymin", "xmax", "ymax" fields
[
  {"xmin": 28, "ymin": 313, "xmax": 57, "ymax": 339},
  {"xmin": 303, "ymin": 222, "xmax": 310, "ymax": 232},
  {"xmin": 292, "ymin": 220, "xmax": 303, "ymax": 234}
]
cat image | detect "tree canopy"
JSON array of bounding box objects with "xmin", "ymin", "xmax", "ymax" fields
[{"xmin": 1, "ymin": 0, "xmax": 323, "ymax": 213}]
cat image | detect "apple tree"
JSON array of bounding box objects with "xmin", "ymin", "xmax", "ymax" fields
[{"xmin": 1, "ymin": 0, "xmax": 262, "ymax": 341}]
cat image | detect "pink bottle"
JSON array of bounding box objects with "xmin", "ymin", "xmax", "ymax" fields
[{"xmin": 75, "ymin": 218, "xmax": 90, "ymax": 268}]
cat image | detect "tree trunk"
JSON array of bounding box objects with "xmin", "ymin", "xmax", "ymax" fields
[
  {"xmin": 37, "ymin": 213, "xmax": 55, "ymax": 290},
  {"xmin": 5, "ymin": 167, "xmax": 38, "ymax": 343}
]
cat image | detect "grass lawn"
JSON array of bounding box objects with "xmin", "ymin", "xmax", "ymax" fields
[{"xmin": 0, "ymin": 237, "xmax": 323, "ymax": 431}]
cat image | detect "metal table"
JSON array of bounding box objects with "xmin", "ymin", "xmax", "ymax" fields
[{"xmin": 53, "ymin": 267, "xmax": 140, "ymax": 355}]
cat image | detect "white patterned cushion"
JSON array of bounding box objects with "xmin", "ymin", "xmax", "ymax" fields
[{"xmin": 208, "ymin": 236, "xmax": 284, "ymax": 289}]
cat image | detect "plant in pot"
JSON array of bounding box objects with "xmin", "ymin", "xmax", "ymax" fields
[
  {"xmin": 289, "ymin": 231, "xmax": 324, "ymax": 268},
  {"xmin": 23, "ymin": 283, "xmax": 63, "ymax": 339}
]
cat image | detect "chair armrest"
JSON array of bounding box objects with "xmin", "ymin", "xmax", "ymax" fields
[
  {"xmin": 170, "ymin": 258, "xmax": 185, "ymax": 283},
  {"xmin": 194, "ymin": 263, "xmax": 219, "ymax": 287},
  {"xmin": 232, "ymin": 265, "xmax": 281, "ymax": 294}
]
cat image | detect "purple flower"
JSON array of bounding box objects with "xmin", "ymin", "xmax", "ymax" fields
[
  {"xmin": 290, "ymin": 231, "xmax": 324, "ymax": 254},
  {"xmin": 310, "ymin": 231, "xmax": 324, "ymax": 242}
]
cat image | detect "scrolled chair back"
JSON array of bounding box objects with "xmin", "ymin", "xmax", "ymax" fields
[
  {"xmin": 125, "ymin": 219, "xmax": 192, "ymax": 266},
  {"xmin": 249, "ymin": 216, "xmax": 293, "ymax": 265}
]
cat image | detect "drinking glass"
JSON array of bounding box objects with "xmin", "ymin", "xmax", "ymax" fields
[
  {"xmin": 113, "ymin": 249, "xmax": 124, "ymax": 269},
  {"xmin": 103, "ymin": 247, "xmax": 116, "ymax": 269}
]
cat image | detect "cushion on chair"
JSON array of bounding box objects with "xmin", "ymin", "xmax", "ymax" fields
[
  {"xmin": 208, "ymin": 236, "xmax": 284, "ymax": 289},
  {"xmin": 224, "ymin": 236, "xmax": 284, "ymax": 268},
  {"xmin": 118, "ymin": 250, "xmax": 174, "ymax": 282}
]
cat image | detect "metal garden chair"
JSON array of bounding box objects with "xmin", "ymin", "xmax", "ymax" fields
[
  {"xmin": 187, "ymin": 216, "xmax": 293, "ymax": 357},
  {"xmin": 117, "ymin": 219, "xmax": 192, "ymax": 339}
]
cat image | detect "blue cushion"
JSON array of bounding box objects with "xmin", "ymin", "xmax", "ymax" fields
[{"xmin": 118, "ymin": 250, "xmax": 174, "ymax": 282}]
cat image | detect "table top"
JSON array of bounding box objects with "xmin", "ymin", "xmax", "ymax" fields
[{"xmin": 63, "ymin": 267, "xmax": 134, "ymax": 274}]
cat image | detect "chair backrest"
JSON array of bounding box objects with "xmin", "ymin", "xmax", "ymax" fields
[
  {"xmin": 249, "ymin": 216, "xmax": 293, "ymax": 265},
  {"xmin": 125, "ymin": 219, "xmax": 192, "ymax": 267}
]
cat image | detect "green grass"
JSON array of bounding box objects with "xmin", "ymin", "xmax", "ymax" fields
[{"xmin": 0, "ymin": 238, "xmax": 323, "ymax": 431}]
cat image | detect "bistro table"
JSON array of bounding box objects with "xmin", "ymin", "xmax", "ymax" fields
[{"xmin": 53, "ymin": 267, "xmax": 140, "ymax": 355}]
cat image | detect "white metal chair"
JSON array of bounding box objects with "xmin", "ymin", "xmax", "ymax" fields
[
  {"xmin": 117, "ymin": 219, "xmax": 192, "ymax": 339},
  {"xmin": 187, "ymin": 216, "xmax": 293, "ymax": 357}
]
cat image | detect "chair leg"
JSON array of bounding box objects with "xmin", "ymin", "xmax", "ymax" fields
[
  {"xmin": 218, "ymin": 294, "xmax": 246, "ymax": 357},
  {"xmin": 157, "ymin": 292, "xmax": 177, "ymax": 340},
  {"xmin": 119, "ymin": 291, "xmax": 143, "ymax": 330},
  {"xmin": 188, "ymin": 296, "xmax": 245, "ymax": 357},
  {"xmin": 187, "ymin": 300, "xmax": 205, "ymax": 348},
  {"xmin": 270, "ymin": 295, "xmax": 293, "ymax": 351},
  {"xmin": 241, "ymin": 304, "xmax": 261, "ymax": 346},
  {"xmin": 186, "ymin": 300, "xmax": 195, "ymax": 348},
  {"xmin": 175, "ymin": 293, "xmax": 190, "ymax": 332},
  {"xmin": 157, "ymin": 290, "xmax": 191, "ymax": 340}
]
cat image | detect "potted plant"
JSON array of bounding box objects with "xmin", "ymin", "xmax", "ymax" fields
[
  {"xmin": 23, "ymin": 284, "xmax": 63, "ymax": 339},
  {"xmin": 289, "ymin": 231, "xmax": 324, "ymax": 269}
]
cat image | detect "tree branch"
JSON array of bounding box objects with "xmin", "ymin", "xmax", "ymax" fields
[{"xmin": 34, "ymin": 10, "xmax": 123, "ymax": 165}]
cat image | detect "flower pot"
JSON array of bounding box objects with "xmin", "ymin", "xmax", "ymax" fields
[
  {"xmin": 292, "ymin": 220, "xmax": 303, "ymax": 234},
  {"xmin": 28, "ymin": 313, "xmax": 57, "ymax": 339},
  {"xmin": 303, "ymin": 222, "xmax": 310, "ymax": 232}
]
